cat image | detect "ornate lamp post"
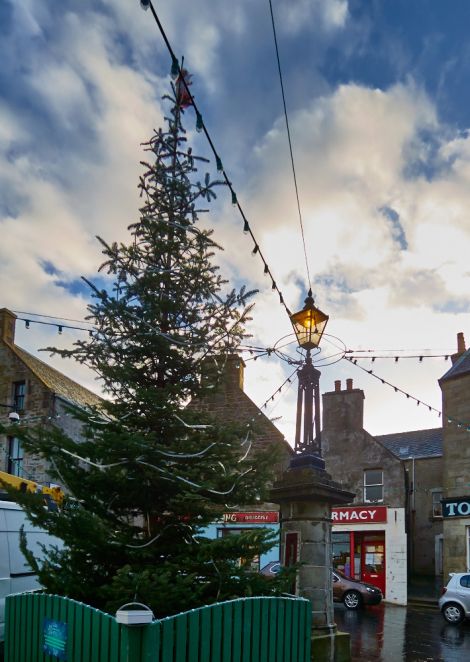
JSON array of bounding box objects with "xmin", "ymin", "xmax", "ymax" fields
[
  {"xmin": 290, "ymin": 289, "xmax": 328, "ymax": 464},
  {"xmin": 271, "ymin": 290, "xmax": 353, "ymax": 659}
]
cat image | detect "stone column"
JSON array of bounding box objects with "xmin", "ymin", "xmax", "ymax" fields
[{"xmin": 270, "ymin": 454, "xmax": 354, "ymax": 661}]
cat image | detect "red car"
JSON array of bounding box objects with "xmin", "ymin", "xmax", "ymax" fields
[{"xmin": 333, "ymin": 569, "xmax": 383, "ymax": 609}]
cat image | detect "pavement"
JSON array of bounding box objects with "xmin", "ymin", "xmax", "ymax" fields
[
  {"xmin": 408, "ymin": 574, "xmax": 444, "ymax": 608},
  {"xmin": 335, "ymin": 601, "xmax": 470, "ymax": 661}
]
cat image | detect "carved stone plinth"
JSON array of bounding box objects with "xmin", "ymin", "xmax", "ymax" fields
[{"xmin": 270, "ymin": 454, "xmax": 354, "ymax": 661}]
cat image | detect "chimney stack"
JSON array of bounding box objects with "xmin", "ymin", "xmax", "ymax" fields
[
  {"xmin": 0, "ymin": 308, "xmax": 16, "ymax": 345},
  {"xmin": 201, "ymin": 354, "xmax": 245, "ymax": 391},
  {"xmin": 451, "ymin": 332, "xmax": 467, "ymax": 365},
  {"xmin": 322, "ymin": 378, "xmax": 364, "ymax": 432}
]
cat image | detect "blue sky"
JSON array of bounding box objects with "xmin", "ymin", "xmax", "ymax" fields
[{"xmin": 2, "ymin": 0, "xmax": 470, "ymax": 440}]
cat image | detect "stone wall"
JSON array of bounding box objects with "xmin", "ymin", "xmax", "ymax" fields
[
  {"xmin": 441, "ymin": 370, "xmax": 470, "ymax": 576},
  {"xmin": 322, "ymin": 381, "xmax": 405, "ymax": 508},
  {"xmin": 191, "ymin": 355, "xmax": 293, "ymax": 478},
  {"xmin": 0, "ymin": 341, "xmax": 53, "ymax": 483},
  {"xmin": 404, "ymin": 456, "xmax": 443, "ymax": 575}
]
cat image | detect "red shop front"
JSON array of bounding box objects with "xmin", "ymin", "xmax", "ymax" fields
[{"xmin": 331, "ymin": 506, "xmax": 387, "ymax": 596}]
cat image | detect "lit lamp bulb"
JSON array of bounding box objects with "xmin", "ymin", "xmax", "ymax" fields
[{"xmin": 290, "ymin": 289, "xmax": 328, "ymax": 350}]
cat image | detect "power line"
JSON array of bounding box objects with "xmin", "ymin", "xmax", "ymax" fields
[{"xmin": 268, "ymin": 0, "xmax": 312, "ymax": 291}]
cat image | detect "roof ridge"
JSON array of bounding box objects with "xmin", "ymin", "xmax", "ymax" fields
[
  {"xmin": 440, "ymin": 347, "xmax": 470, "ymax": 383},
  {"xmin": 375, "ymin": 427, "xmax": 441, "ymax": 439},
  {"xmin": 10, "ymin": 344, "xmax": 102, "ymax": 408}
]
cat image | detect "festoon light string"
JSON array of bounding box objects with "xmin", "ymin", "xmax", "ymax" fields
[
  {"xmin": 345, "ymin": 356, "xmax": 470, "ymax": 433},
  {"xmin": 139, "ymin": 0, "xmax": 293, "ymax": 323}
]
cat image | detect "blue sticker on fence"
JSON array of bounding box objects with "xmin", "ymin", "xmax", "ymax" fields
[{"xmin": 43, "ymin": 619, "xmax": 67, "ymax": 660}]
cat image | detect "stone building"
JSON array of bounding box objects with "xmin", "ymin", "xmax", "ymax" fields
[
  {"xmin": 376, "ymin": 428, "xmax": 443, "ymax": 577},
  {"xmin": 0, "ymin": 308, "xmax": 102, "ymax": 484},
  {"xmin": 321, "ymin": 378, "xmax": 408, "ymax": 604},
  {"xmin": 193, "ymin": 354, "xmax": 294, "ymax": 572},
  {"xmin": 439, "ymin": 332, "xmax": 470, "ymax": 577}
]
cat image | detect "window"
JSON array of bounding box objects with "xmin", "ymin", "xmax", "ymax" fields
[
  {"xmin": 332, "ymin": 532, "xmax": 350, "ymax": 574},
  {"xmin": 12, "ymin": 381, "xmax": 25, "ymax": 411},
  {"xmin": 7, "ymin": 437, "xmax": 23, "ymax": 477},
  {"xmin": 364, "ymin": 469, "xmax": 383, "ymax": 503},
  {"xmin": 467, "ymin": 527, "xmax": 470, "ymax": 572},
  {"xmin": 432, "ymin": 490, "xmax": 443, "ymax": 518},
  {"xmin": 459, "ymin": 575, "xmax": 470, "ymax": 589}
]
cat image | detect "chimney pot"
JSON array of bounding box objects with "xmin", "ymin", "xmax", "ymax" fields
[
  {"xmin": 457, "ymin": 332, "xmax": 466, "ymax": 354},
  {"xmin": 334, "ymin": 380, "xmax": 341, "ymax": 392},
  {"xmin": 346, "ymin": 378, "xmax": 353, "ymax": 391}
]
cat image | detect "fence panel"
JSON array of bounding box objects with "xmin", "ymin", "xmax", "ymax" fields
[{"xmin": 5, "ymin": 593, "xmax": 311, "ymax": 662}]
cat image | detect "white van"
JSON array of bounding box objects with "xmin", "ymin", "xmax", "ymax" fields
[{"xmin": 0, "ymin": 500, "xmax": 60, "ymax": 641}]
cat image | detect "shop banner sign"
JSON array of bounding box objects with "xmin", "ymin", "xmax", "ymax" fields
[
  {"xmin": 442, "ymin": 496, "xmax": 470, "ymax": 518},
  {"xmin": 222, "ymin": 511, "xmax": 279, "ymax": 523},
  {"xmin": 332, "ymin": 506, "xmax": 387, "ymax": 524}
]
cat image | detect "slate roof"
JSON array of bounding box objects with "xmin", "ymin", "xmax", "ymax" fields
[
  {"xmin": 375, "ymin": 427, "xmax": 442, "ymax": 459},
  {"xmin": 439, "ymin": 349, "xmax": 470, "ymax": 383},
  {"xmin": 11, "ymin": 345, "xmax": 103, "ymax": 410}
]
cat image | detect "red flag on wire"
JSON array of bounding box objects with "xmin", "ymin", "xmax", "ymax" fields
[{"xmin": 175, "ymin": 69, "xmax": 193, "ymax": 109}]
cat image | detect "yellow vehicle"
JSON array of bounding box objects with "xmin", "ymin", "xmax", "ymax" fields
[{"xmin": 0, "ymin": 471, "xmax": 64, "ymax": 509}]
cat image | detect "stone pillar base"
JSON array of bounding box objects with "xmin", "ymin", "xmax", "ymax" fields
[{"xmin": 311, "ymin": 630, "xmax": 351, "ymax": 662}]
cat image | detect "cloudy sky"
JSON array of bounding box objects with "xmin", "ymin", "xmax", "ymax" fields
[{"xmin": 2, "ymin": 0, "xmax": 470, "ymax": 443}]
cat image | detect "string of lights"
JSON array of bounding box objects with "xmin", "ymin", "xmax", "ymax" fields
[
  {"xmin": 13, "ymin": 311, "xmax": 93, "ymax": 326},
  {"xmin": 258, "ymin": 367, "xmax": 298, "ymax": 411},
  {"xmin": 345, "ymin": 356, "xmax": 470, "ymax": 432},
  {"xmin": 17, "ymin": 316, "xmax": 93, "ymax": 336},
  {"xmin": 345, "ymin": 355, "xmax": 441, "ymax": 415},
  {"xmin": 139, "ymin": 0, "xmax": 293, "ymax": 323},
  {"xmin": 346, "ymin": 353, "xmax": 451, "ymax": 362},
  {"xmin": 268, "ymin": 0, "xmax": 312, "ymax": 291}
]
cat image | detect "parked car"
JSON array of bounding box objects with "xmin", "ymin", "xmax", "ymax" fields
[
  {"xmin": 260, "ymin": 561, "xmax": 281, "ymax": 577},
  {"xmin": 332, "ymin": 569, "xmax": 382, "ymax": 609},
  {"xmin": 439, "ymin": 573, "xmax": 470, "ymax": 624},
  {"xmin": 0, "ymin": 499, "xmax": 61, "ymax": 642}
]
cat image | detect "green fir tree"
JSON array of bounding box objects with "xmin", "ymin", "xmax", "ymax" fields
[{"xmin": 9, "ymin": 84, "xmax": 292, "ymax": 616}]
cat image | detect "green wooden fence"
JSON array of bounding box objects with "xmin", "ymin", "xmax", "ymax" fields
[{"xmin": 5, "ymin": 592, "xmax": 312, "ymax": 662}]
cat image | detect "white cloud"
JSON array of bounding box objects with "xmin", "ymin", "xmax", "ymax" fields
[
  {"xmin": 3, "ymin": 2, "xmax": 470, "ymax": 442},
  {"xmin": 279, "ymin": 0, "xmax": 349, "ymax": 33}
]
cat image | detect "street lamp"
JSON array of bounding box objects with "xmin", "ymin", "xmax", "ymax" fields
[
  {"xmin": 290, "ymin": 290, "xmax": 328, "ymax": 468},
  {"xmin": 290, "ymin": 289, "xmax": 328, "ymax": 350}
]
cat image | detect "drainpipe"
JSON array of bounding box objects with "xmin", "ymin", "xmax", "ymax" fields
[{"xmin": 408, "ymin": 455, "xmax": 416, "ymax": 575}]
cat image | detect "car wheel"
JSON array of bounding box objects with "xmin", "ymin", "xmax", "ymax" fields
[
  {"xmin": 343, "ymin": 590, "xmax": 362, "ymax": 610},
  {"xmin": 442, "ymin": 603, "xmax": 465, "ymax": 625}
]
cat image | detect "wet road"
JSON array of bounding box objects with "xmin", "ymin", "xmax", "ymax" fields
[{"xmin": 334, "ymin": 603, "xmax": 470, "ymax": 661}]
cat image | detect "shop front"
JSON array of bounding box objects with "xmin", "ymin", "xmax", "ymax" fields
[
  {"xmin": 332, "ymin": 505, "xmax": 407, "ymax": 605},
  {"xmin": 202, "ymin": 510, "xmax": 280, "ymax": 572}
]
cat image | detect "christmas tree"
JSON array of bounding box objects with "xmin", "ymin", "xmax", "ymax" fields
[{"xmin": 9, "ymin": 81, "xmax": 292, "ymax": 616}]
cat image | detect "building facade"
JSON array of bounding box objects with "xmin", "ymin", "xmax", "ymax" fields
[
  {"xmin": 321, "ymin": 378, "xmax": 408, "ymax": 604},
  {"xmin": 439, "ymin": 333, "xmax": 470, "ymax": 577},
  {"xmin": 0, "ymin": 308, "xmax": 102, "ymax": 485},
  {"xmin": 193, "ymin": 355, "xmax": 293, "ymax": 572}
]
